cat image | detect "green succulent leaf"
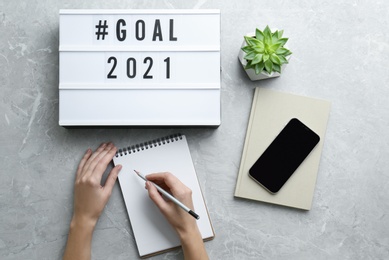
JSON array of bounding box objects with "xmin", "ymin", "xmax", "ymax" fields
[
  {"xmin": 275, "ymin": 47, "xmax": 291, "ymax": 55},
  {"xmin": 271, "ymin": 31, "xmax": 279, "ymax": 43},
  {"xmin": 255, "ymin": 28, "xmax": 264, "ymax": 41},
  {"xmin": 253, "ymin": 45, "xmax": 264, "ymax": 53},
  {"xmin": 241, "ymin": 45, "xmax": 253, "ymax": 53},
  {"xmin": 263, "ymin": 54, "xmax": 269, "ymax": 62},
  {"xmin": 264, "ymin": 59, "xmax": 273, "ymax": 73},
  {"xmin": 278, "ymin": 55, "xmax": 288, "ymax": 64},
  {"xmin": 252, "ymin": 54, "xmax": 263, "ymax": 65},
  {"xmin": 276, "ymin": 38, "xmax": 288, "ymax": 46},
  {"xmin": 284, "ymin": 50, "xmax": 292, "ymax": 56},
  {"xmin": 277, "ymin": 30, "xmax": 284, "ymax": 39},
  {"xmin": 273, "ymin": 64, "xmax": 281, "ymax": 73},
  {"xmin": 244, "ymin": 51, "xmax": 256, "ymax": 60},
  {"xmin": 255, "ymin": 61, "xmax": 265, "ymax": 75},
  {"xmin": 270, "ymin": 43, "xmax": 282, "ymax": 52},
  {"xmin": 263, "ymin": 26, "xmax": 272, "ymax": 45},
  {"xmin": 244, "ymin": 62, "xmax": 254, "ymax": 70},
  {"xmin": 244, "ymin": 36, "xmax": 261, "ymax": 46},
  {"xmin": 263, "ymin": 26, "xmax": 272, "ymax": 37},
  {"xmin": 253, "ymin": 40, "xmax": 264, "ymax": 49},
  {"xmin": 270, "ymin": 53, "xmax": 281, "ymax": 65}
]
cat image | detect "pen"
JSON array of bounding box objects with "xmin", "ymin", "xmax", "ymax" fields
[{"xmin": 134, "ymin": 170, "xmax": 200, "ymax": 220}]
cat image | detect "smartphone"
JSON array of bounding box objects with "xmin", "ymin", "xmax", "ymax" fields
[{"xmin": 249, "ymin": 118, "xmax": 320, "ymax": 194}]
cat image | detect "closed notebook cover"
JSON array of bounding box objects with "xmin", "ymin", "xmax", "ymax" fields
[
  {"xmin": 113, "ymin": 134, "xmax": 214, "ymax": 258},
  {"xmin": 234, "ymin": 88, "xmax": 331, "ymax": 210}
]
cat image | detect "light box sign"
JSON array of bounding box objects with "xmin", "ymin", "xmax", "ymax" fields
[{"xmin": 59, "ymin": 9, "xmax": 220, "ymax": 126}]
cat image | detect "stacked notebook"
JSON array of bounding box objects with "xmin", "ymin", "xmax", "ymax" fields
[{"xmin": 235, "ymin": 88, "xmax": 331, "ymax": 210}]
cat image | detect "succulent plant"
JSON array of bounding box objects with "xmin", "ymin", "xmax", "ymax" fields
[{"xmin": 242, "ymin": 26, "xmax": 292, "ymax": 75}]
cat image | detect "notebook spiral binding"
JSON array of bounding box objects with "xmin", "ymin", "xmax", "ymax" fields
[{"xmin": 115, "ymin": 133, "xmax": 183, "ymax": 157}]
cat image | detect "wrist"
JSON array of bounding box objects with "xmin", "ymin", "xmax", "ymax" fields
[
  {"xmin": 64, "ymin": 215, "xmax": 95, "ymax": 260},
  {"xmin": 177, "ymin": 224, "xmax": 209, "ymax": 260},
  {"xmin": 177, "ymin": 223, "xmax": 202, "ymax": 243},
  {"xmin": 70, "ymin": 215, "xmax": 97, "ymax": 234}
]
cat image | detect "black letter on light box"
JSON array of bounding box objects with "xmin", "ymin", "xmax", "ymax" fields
[
  {"xmin": 116, "ymin": 19, "xmax": 126, "ymax": 41},
  {"xmin": 169, "ymin": 19, "xmax": 177, "ymax": 41},
  {"xmin": 135, "ymin": 20, "xmax": 145, "ymax": 41},
  {"xmin": 152, "ymin": 19, "xmax": 163, "ymax": 41}
]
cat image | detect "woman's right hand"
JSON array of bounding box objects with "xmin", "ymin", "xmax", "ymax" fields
[
  {"xmin": 145, "ymin": 172, "xmax": 198, "ymax": 237},
  {"xmin": 145, "ymin": 172, "xmax": 209, "ymax": 260}
]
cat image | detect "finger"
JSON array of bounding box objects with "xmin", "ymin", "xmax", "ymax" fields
[
  {"xmin": 146, "ymin": 172, "xmax": 179, "ymax": 185},
  {"xmin": 146, "ymin": 181, "xmax": 169, "ymax": 212},
  {"xmin": 85, "ymin": 143, "xmax": 116, "ymax": 176},
  {"xmin": 147, "ymin": 172, "xmax": 182, "ymax": 192},
  {"xmin": 87, "ymin": 143, "xmax": 113, "ymax": 171},
  {"xmin": 93, "ymin": 144, "xmax": 118, "ymax": 178},
  {"xmin": 81, "ymin": 143, "xmax": 108, "ymax": 172},
  {"xmin": 147, "ymin": 179, "xmax": 169, "ymax": 191},
  {"xmin": 103, "ymin": 164, "xmax": 122, "ymax": 197},
  {"xmin": 145, "ymin": 172, "xmax": 170, "ymax": 190},
  {"xmin": 76, "ymin": 148, "xmax": 92, "ymax": 179}
]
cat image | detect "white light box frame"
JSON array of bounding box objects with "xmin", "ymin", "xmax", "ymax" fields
[{"xmin": 59, "ymin": 9, "xmax": 221, "ymax": 126}]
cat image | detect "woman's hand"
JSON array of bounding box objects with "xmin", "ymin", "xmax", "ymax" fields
[
  {"xmin": 145, "ymin": 172, "xmax": 197, "ymax": 236},
  {"xmin": 64, "ymin": 142, "xmax": 121, "ymax": 260},
  {"xmin": 145, "ymin": 172, "xmax": 209, "ymax": 260},
  {"xmin": 72, "ymin": 142, "xmax": 121, "ymax": 228}
]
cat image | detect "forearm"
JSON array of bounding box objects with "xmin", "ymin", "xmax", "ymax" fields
[
  {"xmin": 179, "ymin": 226, "xmax": 209, "ymax": 260},
  {"xmin": 63, "ymin": 219, "xmax": 95, "ymax": 260}
]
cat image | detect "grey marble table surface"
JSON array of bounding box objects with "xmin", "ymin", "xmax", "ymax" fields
[{"xmin": 1, "ymin": 1, "xmax": 388, "ymax": 259}]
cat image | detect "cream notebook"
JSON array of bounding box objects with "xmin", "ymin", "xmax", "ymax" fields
[
  {"xmin": 113, "ymin": 134, "xmax": 214, "ymax": 258},
  {"xmin": 235, "ymin": 88, "xmax": 331, "ymax": 210}
]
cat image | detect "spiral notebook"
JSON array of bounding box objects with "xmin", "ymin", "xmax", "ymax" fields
[{"xmin": 113, "ymin": 134, "xmax": 214, "ymax": 258}]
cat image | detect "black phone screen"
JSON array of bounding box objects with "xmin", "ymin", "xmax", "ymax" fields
[{"xmin": 249, "ymin": 118, "xmax": 320, "ymax": 194}]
